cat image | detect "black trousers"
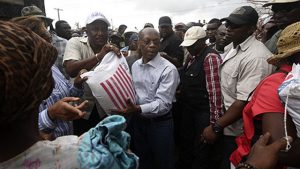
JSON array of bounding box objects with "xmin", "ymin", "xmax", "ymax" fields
[
  {"xmin": 128, "ymin": 113, "xmax": 175, "ymax": 169},
  {"xmin": 177, "ymin": 104, "xmax": 223, "ymax": 169},
  {"xmin": 219, "ymin": 135, "xmax": 238, "ymax": 169}
]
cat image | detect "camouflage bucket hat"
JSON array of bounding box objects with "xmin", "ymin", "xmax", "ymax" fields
[{"xmin": 21, "ymin": 5, "xmax": 53, "ymax": 22}]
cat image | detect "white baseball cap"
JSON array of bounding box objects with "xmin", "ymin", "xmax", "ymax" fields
[
  {"xmin": 180, "ymin": 26, "xmax": 206, "ymax": 47},
  {"xmin": 85, "ymin": 11, "xmax": 110, "ymax": 26}
]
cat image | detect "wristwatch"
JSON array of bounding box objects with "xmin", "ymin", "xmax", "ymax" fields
[{"xmin": 212, "ymin": 122, "xmax": 223, "ymax": 136}]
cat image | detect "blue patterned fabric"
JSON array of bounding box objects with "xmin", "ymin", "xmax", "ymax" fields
[{"xmin": 78, "ymin": 115, "xmax": 139, "ymax": 169}]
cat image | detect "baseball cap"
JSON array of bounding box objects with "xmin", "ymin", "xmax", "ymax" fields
[
  {"xmin": 159, "ymin": 16, "xmax": 172, "ymax": 27},
  {"xmin": 21, "ymin": 5, "xmax": 53, "ymax": 22},
  {"xmin": 144, "ymin": 23, "xmax": 154, "ymax": 28},
  {"xmin": 180, "ymin": 26, "xmax": 206, "ymax": 47},
  {"xmin": 119, "ymin": 24, "xmax": 127, "ymax": 29},
  {"xmin": 263, "ymin": 0, "xmax": 300, "ymax": 7},
  {"xmin": 110, "ymin": 31, "xmax": 122, "ymax": 38},
  {"xmin": 175, "ymin": 22, "xmax": 187, "ymax": 31},
  {"xmin": 85, "ymin": 11, "xmax": 110, "ymax": 26},
  {"xmin": 221, "ymin": 6, "xmax": 258, "ymax": 26}
]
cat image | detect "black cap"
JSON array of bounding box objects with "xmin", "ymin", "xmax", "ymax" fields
[
  {"xmin": 144, "ymin": 23, "xmax": 154, "ymax": 28},
  {"xmin": 221, "ymin": 6, "xmax": 258, "ymax": 25},
  {"xmin": 175, "ymin": 22, "xmax": 187, "ymax": 31},
  {"xmin": 159, "ymin": 16, "xmax": 172, "ymax": 27},
  {"xmin": 119, "ymin": 24, "xmax": 127, "ymax": 29},
  {"xmin": 110, "ymin": 31, "xmax": 122, "ymax": 39}
]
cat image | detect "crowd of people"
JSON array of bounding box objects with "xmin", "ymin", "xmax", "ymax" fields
[{"xmin": 1, "ymin": 0, "xmax": 300, "ymax": 168}]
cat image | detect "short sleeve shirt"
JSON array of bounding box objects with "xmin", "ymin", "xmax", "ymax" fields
[
  {"xmin": 63, "ymin": 36, "xmax": 94, "ymax": 63},
  {"xmin": 63, "ymin": 37, "xmax": 106, "ymax": 118},
  {"xmin": 220, "ymin": 35, "xmax": 274, "ymax": 136}
]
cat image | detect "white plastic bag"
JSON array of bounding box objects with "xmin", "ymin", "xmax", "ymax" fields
[
  {"xmin": 81, "ymin": 52, "xmax": 136, "ymax": 114},
  {"xmin": 278, "ymin": 63, "xmax": 300, "ymax": 137}
]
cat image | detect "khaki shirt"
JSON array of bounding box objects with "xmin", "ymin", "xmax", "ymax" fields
[
  {"xmin": 63, "ymin": 36, "xmax": 94, "ymax": 62},
  {"xmin": 220, "ymin": 35, "xmax": 273, "ymax": 136},
  {"xmin": 63, "ymin": 37, "xmax": 106, "ymax": 119}
]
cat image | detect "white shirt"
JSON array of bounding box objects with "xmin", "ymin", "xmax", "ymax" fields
[{"xmin": 131, "ymin": 53, "xmax": 180, "ymax": 118}]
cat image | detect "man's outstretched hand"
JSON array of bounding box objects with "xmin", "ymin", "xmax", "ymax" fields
[{"xmin": 48, "ymin": 97, "xmax": 88, "ymax": 121}]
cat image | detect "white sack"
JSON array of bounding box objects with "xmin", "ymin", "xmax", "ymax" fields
[
  {"xmin": 81, "ymin": 52, "xmax": 136, "ymax": 114},
  {"xmin": 278, "ymin": 63, "xmax": 300, "ymax": 137}
]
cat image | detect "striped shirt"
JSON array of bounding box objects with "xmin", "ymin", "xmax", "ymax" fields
[
  {"xmin": 51, "ymin": 33, "xmax": 68, "ymax": 78},
  {"xmin": 38, "ymin": 65, "xmax": 84, "ymax": 138}
]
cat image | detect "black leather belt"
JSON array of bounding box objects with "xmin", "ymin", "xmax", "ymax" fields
[{"xmin": 139, "ymin": 112, "xmax": 172, "ymax": 123}]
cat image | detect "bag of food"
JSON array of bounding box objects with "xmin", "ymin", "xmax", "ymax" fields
[{"xmin": 81, "ymin": 52, "xmax": 136, "ymax": 114}]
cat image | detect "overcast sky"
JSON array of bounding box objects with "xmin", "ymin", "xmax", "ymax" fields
[{"xmin": 45, "ymin": 0, "xmax": 255, "ymax": 31}]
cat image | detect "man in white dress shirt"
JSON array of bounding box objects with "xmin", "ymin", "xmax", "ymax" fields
[{"xmin": 113, "ymin": 28, "xmax": 180, "ymax": 169}]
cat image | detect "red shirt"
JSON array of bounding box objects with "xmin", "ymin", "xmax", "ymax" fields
[
  {"xmin": 203, "ymin": 53, "xmax": 223, "ymax": 124},
  {"xmin": 230, "ymin": 64, "xmax": 292, "ymax": 166}
]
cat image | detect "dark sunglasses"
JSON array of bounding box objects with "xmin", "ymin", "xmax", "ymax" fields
[{"xmin": 224, "ymin": 22, "xmax": 244, "ymax": 29}]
